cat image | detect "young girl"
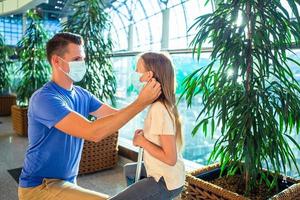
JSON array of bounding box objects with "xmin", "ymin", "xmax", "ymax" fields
[{"xmin": 110, "ymin": 52, "xmax": 185, "ymax": 200}]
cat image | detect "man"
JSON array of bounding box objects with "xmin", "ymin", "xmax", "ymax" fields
[{"xmin": 18, "ymin": 32, "xmax": 161, "ymax": 200}]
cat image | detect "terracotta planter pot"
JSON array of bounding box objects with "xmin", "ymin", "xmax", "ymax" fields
[
  {"xmin": 182, "ymin": 163, "xmax": 300, "ymax": 200},
  {"xmin": 79, "ymin": 132, "xmax": 119, "ymax": 175},
  {"xmin": 11, "ymin": 105, "xmax": 28, "ymax": 136},
  {"xmin": 0, "ymin": 94, "xmax": 16, "ymax": 116}
]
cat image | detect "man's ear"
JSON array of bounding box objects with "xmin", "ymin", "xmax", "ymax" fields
[
  {"xmin": 52, "ymin": 55, "xmax": 65, "ymax": 70},
  {"xmin": 51, "ymin": 55, "xmax": 59, "ymax": 68}
]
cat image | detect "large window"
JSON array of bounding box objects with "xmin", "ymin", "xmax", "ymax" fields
[
  {"xmin": 111, "ymin": 50, "xmax": 300, "ymax": 179},
  {"xmin": 0, "ymin": 15, "xmax": 60, "ymax": 46},
  {"xmin": 0, "ymin": 15, "xmax": 22, "ymax": 46},
  {"xmin": 109, "ymin": 0, "xmax": 214, "ymax": 51}
]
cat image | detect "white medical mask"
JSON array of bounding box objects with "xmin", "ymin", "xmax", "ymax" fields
[
  {"xmin": 131, "ymin": 72, "xmax": 146, "ymax": 91},
  {"xmin": 59, "ymin": 57, "xmax": 87, "ymax": 82}
]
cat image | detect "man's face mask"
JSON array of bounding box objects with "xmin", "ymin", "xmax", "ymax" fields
[{"xmin": 58, "ymin": 57, "xmax": 87, "ymax": 82}]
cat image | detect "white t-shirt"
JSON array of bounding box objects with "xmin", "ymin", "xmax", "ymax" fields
[{"xmin": 143, "ymin": 101, "xmax": 185, "ymax": 190}]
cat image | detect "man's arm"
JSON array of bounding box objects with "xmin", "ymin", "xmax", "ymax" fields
[
  {"xmin": 90, "ymin": 70, "xmax": 155, "ymax": 118},
  {"xmin": 55, "ymin": 79, "xmax": 161, "ymax": 142},
  {"xmin": 90, "ymin": 104, "xmax": 118, "ymax": 118}
]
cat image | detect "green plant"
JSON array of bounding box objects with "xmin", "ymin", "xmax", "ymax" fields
[
  {"xmin": 63, "ymin": 0, "xmax": 116, "ymax": 105},
  {"xmin": 16, "ymin": 10, "xmax": 50, "ymax": 106},
  {"xmin": 182, "ymin": 0, "xmax": 300, "ymax": 195},
  {"xmin": 0, "ymin": 34, "xmax": 13, "ymax": 94}
]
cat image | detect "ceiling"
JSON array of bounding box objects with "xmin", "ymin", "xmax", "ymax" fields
[
  {"xmin": 37, "ymin": 0, "xmax": 74, "ymax": 19},
  {"xmin": 37, "ymin": 0, "xmax": 116, "ymax": 19},
  {"xmin": 0, "ymin": 0, "xmax": 117, "ymax": 19}
]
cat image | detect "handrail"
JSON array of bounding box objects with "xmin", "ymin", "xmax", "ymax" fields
[
  {"xmin": 110, "ymin": 44, "xmax": 300, "ymax": 57},
  {"xmin": 110, "ymin": 47, "xmax": 214, "ymax": 57}
]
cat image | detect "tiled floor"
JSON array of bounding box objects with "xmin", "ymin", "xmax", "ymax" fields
[{"xmin": 0, "ymin": 116, "xmax": 131, "ymax": 200}]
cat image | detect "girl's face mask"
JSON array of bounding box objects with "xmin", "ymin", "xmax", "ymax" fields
[
  {"xmin": 132, "ymin": 72, "xmax": 146, "ymax": 91},
  {"xmin": 58, "ymin": 57, "xmax": 87, "ymax": 82}
]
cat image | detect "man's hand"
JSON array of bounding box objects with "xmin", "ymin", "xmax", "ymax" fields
[
  {"xmin": 140, "ymin": 71, "xmax": 153, "ymax": 82},
  {"xmin": 137, "ymin": 78, "xmax": 161, "ymax": 106}
]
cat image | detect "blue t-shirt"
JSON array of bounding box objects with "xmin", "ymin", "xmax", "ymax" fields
[{"xmin": 19, "ymin": 81, "xmax": 102, "ymax": 188}]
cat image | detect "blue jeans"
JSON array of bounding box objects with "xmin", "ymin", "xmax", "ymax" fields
[{"xmin": 109, "ymin": 162, "xmax": 183, "ymax": 200}]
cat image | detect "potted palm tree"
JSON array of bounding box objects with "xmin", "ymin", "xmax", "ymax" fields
[
  {"xmin": 0, "ymin": 34, "xmax": 16, "ymax": 116},
  {"xmin": 11, "ymin": 9, "xmax": 50, "ymax": 136},
  {"xmin": 62, "ymin": 0, "xmax": 118, "ymax": 174},
  {"xmin": 181, "ymin": 0, "xmax": 300, "ymax": 199}
]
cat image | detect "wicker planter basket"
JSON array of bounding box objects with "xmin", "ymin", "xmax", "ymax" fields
[
  {"xmin": 183, "ymin": 163, "xmax": 300, "ymax": 200},
  {"xmin": 79, "ymin": 132, "xmax": 119, "ymax": 175},
  {"xmin": 0, "ymin": 94, "xmax": 16, "ymax": 116},
  {"xmin": 11, "ymin": 105, "xmax": 28, "ymax": 136}
]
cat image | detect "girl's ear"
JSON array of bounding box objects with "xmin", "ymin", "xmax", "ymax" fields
[{"xmin": 140, "ymin": 71, "xmax": 153, "ymax": 82}]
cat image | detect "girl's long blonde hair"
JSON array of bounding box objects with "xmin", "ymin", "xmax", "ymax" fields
[{"xmin": 139, "ymin": 52, "xmax": 184, "ymax": 151}]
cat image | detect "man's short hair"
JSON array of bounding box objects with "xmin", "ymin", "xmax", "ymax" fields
[{"xmin": 46, "ymin": 32, "xmax": 83, "ymax": 64}]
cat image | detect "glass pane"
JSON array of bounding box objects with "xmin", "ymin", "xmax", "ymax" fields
[
  {"xmin": 141, "ymin": 0, "xmax": 160, "ymax": 17},
  {"xmin": 116, "ymin": 28, "xmax": 128, "ymax": 51},
  {"xmin": 169, "ymin": 37, "xmax": 187, "ymax": 49},
  {"xmin": 112, "ymin": 56, "xmax": 141, "ymax": 141},
  {"xmin": 151, "ymin": 42, "xmax": 161, "ymax": 50},
  {"xmin": 148, "ymin": 13, "xmax": 162, "ymax": 44},
  {"xmin": 132, "ymin": 2, "xmax": 147, "ymax": 22},
  {"xmin": 111, "ymin": 13, "xmax": 125, "ymax": 31},
  {"xmin": 169, "ymin": 4, "xmax": 187, "ymax": 40},
  {"xmin": 133, "ymin": 19, "xmax": 150, "ymax": 50},
  {"xmin": 289, "ymin": 49, "xmax": 300, "ymax": 81},
  {"xmin": 186, "ymin": 0, "xmax": 213, "ymax": 48},
  {"xmin": 111, "ymin": 25, "xmax": 120, "ymax": 51},
  {"xmin": 167, "ymin": 0, "xmax": 185, "ymax": 8},
  {"xmin": 185, "ymin": 0, "xmax": 212, "ymax": 28}
]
